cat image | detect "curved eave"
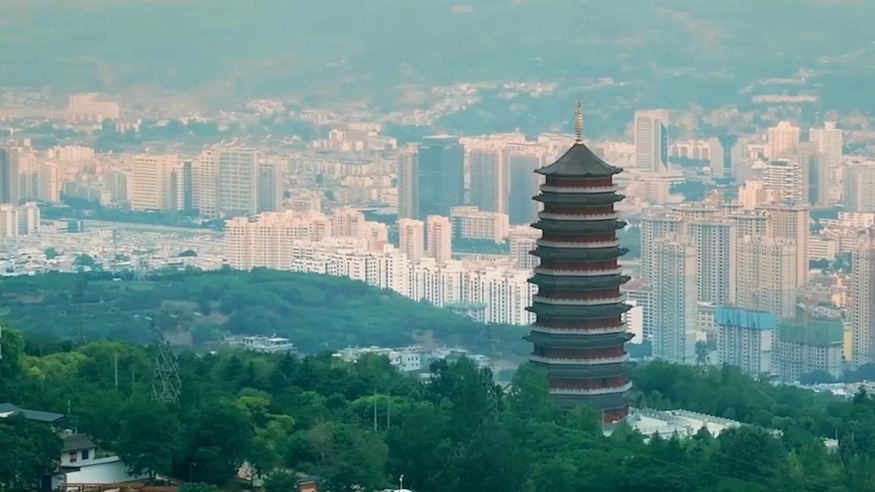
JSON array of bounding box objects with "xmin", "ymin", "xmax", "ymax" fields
[
  {"xmin": 531, "ymin": 360, "xmax": 635, "ymax": 378},
  {"xmin": 527, "ymin": 303, "xmax": 632, "ymax": 318},
  {"xmin": 533, "ymin": 246, "xmax": 629, "ymax": 261},
  {"xmin": 525, "ymin": 332, "xmax": 634, "ymax": 348},
  {"xmin": 535, "ymin": 143, "xmax": 622, "ymax": 177},
  {"xmin": 552, "ymin": 392, "xmax": 634, "ymax": 410},
  {"xmin": 533, "ymin": 219, "xmax": 627, "ymax": 233},
  {"xmin": 534, "ymin": 193, "xmax": 625, "ymax": 205},
  {"xmin": 529, "ymin": 274, "xmax": 631, "ymax": 290}
]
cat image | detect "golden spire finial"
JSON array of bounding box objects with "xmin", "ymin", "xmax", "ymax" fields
[{"xmin": 574, "ymin": 97, "xmax": 583, "ymax": 143}]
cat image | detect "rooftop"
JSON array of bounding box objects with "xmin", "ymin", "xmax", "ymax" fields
[
  {"xmin": 0, "ymin": 403, "xmax": 65, "ymax": 423},
  {"xmin": 536, "ymin": 142, "xmax": 622, "ymax": 178}
]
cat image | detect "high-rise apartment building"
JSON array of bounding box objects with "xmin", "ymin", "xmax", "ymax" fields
[
  {"xmin": 416, "ymin": 136, "xmax": 464, "ymax": 218},
  {"xmin": 0, "ymin": 148, "xmax": 20, "ymax": 204},
  {"xmin": 218, "ymin": 149, "xmax": 258, "ymax": 216},
  {"xmin": 130, "ymin": 155, "xmax": 178, "ymax": 211},
  {"xmin": 851, "ymin": 235, "xmax": 875, "ymax": 368},
  {"xmin": 507, "ymin": 150, "xmax": 543, "ymax": 225},
  {"xmin": 398, "ymin": 218, "xmax": 425, "ymax": 262},
  {"xmin": 776, "ymin": 316, "xmax": 843, "ymax": 381},
  {"xmin": 809, "ymin": 121, "xmax": 843, "ymax": 193},
  {"xmin": 180, "ymin": 160, "xmax": 197, "ymax": 213},
  {"xmin": 736, "ymin": 236, "xmax": 797, "ymax": 319},
  {"xmin": 640, "ymin": 213, "xmax": 682, "ymax": 282},
  {"xmin": 760, "ymin": 203, "xmax": 809, "ymax": 288},
  {"xmin": 651, "ymin": 236, "xmax": 697, "ymax": 364},
  {"xmin": 38, "ymin": 162, "xmax": 60, "ymax": 203},
  {"xmin": 634, "ymin": 110, "xmax": 669, "ymax": 172},
  {"xmin": 763, "ymin": 159, "xmax": 806, "ymax": 204},
  {"xmin": 843, "ymin": 161, "xmax": 875, "ymax": 213},
  {"xmin": 716, "ymin": 307, "xmax": 776, "ymax": 377},
  {"xmin": 688, "ymin": 219, "xmax": 736, "ymax": 305},
  {"xmin": 105, "ymin": 169, "xmax": 131, "ymax": 204},
  {"xmin": 257, "ymin": 160, "xmax": 284, "ymax": 213},
  {"xmin": 449, "ymin": 206, "xmax": 510, "ymax": 242},
  {"xmin": 508, "ymin": 226, "xmax": 540, "ymax": 271},
  {"xmin": 425, "ymin": 215, "xmax": 452, "ymax": 263},
  {"xmin": 197, "ymin": 150, "xmax": 219, "ymax": 218},
  {"xmin": 468, "ymin": 149, "xmax": 507, "ymax": 213},
  {"xmin": 766, "ymin": 121, "xmax": 801, "ymax": 159},
  {"xmin": 397, "ymin": 148, "xmax": 418, "ymax": 219}
]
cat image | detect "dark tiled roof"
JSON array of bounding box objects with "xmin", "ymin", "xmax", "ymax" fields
[
  {"xmin": 0, "ymin": 403, "xmax": 65, "ymax": 423},
  {"xmin": 536, "ymin": 142, "xmax": 621, "ymax": 177},
  {"xmin": 62, "ymin": 434, "xmax": 96, "ymax": 452}
]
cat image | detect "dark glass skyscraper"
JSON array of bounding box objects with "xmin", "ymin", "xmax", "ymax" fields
[{"xmin": 416, "ymin": 136, "xmax": 464, "ymax": 218}]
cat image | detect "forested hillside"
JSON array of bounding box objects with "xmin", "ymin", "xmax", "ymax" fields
[
  {"xmin": 0, "ymin": 269, "xmax": 527, "ymax": 355},
  {"xmin": 4, "ymin": 327, "xmax": 875, "ymax": 492}
]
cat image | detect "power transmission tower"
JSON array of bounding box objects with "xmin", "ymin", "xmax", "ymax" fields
[
  {"xmin": 71, "ymin": 274, "xmax": 88, "ymax": 346},
  {"xmin": 148, "ymin": 313, "xmax": 181, "ymax": 404}
]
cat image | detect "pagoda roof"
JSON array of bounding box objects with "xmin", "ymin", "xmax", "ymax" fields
[{"xmin": 536, "ymin": 142, "xmax": 622, "ymax": 178}]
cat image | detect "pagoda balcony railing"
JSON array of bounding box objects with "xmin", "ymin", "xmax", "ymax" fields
[
  {"xmin": 540, "ymin": 185, "xmax": 618, "ymax": 193},
  {"xmin": 534, "ymin": 267, "xmax": 624, "ymax": 277},
  {"xmin": 549, "ymin": 382, "xmax": 633, "ymax": 396},
  {"xmin": 539, "ymin": 212, "xmax": 620, "ymax": 221},
  {"xmin": 532, "ymin": 294, "xmax": 627, "ymax": 306},
  {"xmin": 531, "ymin": 324, "xmax": 628, "ymax": 335},
  {"xmin": 537, "ymin": 239, "xmax": 620, "ymax": 248},
  {"xmin": 529, "ymin": 354, "xmax": 630, "ymax": 365}
]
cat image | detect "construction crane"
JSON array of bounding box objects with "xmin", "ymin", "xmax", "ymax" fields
[{"xmin": 147, "ymin": 312, "xmax": 182, "ymax": 404}]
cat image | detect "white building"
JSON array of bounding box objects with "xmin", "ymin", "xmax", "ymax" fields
[
  {"xmin": 634, "ymin": 110, "xmax": 669, "ymax": 172},
  {"xmin": 766, "ymin": 121, "xmax": 801, "ymax": 160},
  {"xmin": 651, "ymin": 236, "xmax": 697, "ymax": 363}
]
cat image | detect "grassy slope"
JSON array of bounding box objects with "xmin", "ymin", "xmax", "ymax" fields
[{"xmin": 0, "ymin": 269, "xmax": 528, "ymax": 356}]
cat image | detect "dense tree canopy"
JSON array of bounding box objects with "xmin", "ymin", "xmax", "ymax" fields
[
  {"xmin": 5, "ymin": 325, "xmax": 875, "ymax": 492},
  {"xmin": 0, "ymin": 269, "xmax": 527, "ymax": 356}
]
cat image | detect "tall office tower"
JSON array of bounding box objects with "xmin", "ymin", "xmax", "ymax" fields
[
  {"xmin": 425, "ymin": 215, "xmax": 453, "ymax": 263},
  {"xmin": 708, "ymin": 135, "xmax": 742, "ymax": 179},
  {"xmin": 197, "ymin": 150, "xmax": 219, "ymax": 218},
  {"xmin": 257, "ymin": 160, "xmax": 283, "ymax": 213},
  {"xmin": 766, "ymin": 121, "xmax": 801, "ymax": 159},
  {"xmin": 843, "ymin": 162, "xmax": 875, "ymax": 212},
  {"xmin": 651, "ymin": 236, "xmax": 697, "ymax": 364},
  {"xmin": 640, "ymin": 213, "xmax": 682, "ymax": 282},
  {"xmin": 398, "ymin": 218, "xmax": 425, "ymax": 262},
  {"xmin": 507, "ymin": 151, "xmax": 543, "ymax": 225},
  {"xmin": 688, "ymin": 219, "xmax": 736, "ymax": 305},
  {"xmin": 526, "ymin": 120, "xmax": 633, "ymax": 421},
  {"xmin": 851, "ymin": 235, "xmax": 875, "ymax": 368},
  {"xmin": 760, "ymin": 203, "xmax": 810, "ymax": 288},
  {"xmin": 38, "ymin": 162, "xmax": 60, "ymax": 203},
  {"xmin": 763, "ymin": 159, "xmax": 806, "ymax": 204},
  {"xmin": 397, "ymin": 147, "xmax": 418, "ymax": 219},
  {"xmin": 809, "ymin": 121, "xmax": 843, "ymax": 191},
  {"xmin": 130, "ymin": 155, "xmax": 178, "ymax": 211},
  {"xmin": 417, "ymin": 136, "xmax": 464, "ymax": 218},
  {"xmin": 716, "ymin": 307, "xmax": 776, "ymax": 377},
  {"xmin": 788, "ymin": 142, "xmax": 830, "ymax": 206},
  {"xmin": 180, "ymin": 160, "xmax": 196, "ymax": 212},
  {"xmin": 218, "ymin": 149, "xmax": 258, "ymax": 216},
  {"xmin": 634, "ymin": 110, "xmax": 669, "ymax": 171},
  {"xmin": 468, "ymin": 149, "xmax": 507, "ymax": 213},
  {"xmin": 736, "ymin": 237, "xmax": 797, "ymax": 319},
  {"xmin": 0, "ymin": 148, "xmax": 20, "ymax": 204},
  {"xmin": 508, "ymin": 226, "xmax": 541, "ymax": 270}
]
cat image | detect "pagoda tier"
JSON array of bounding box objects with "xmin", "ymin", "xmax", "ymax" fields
[{"xmin": 527, "ymin": 139, "xmax": 633, "ymax": 422}]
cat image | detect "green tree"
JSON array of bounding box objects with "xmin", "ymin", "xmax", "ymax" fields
[
  {"xmin": 0, "ymin": 416, "xmax": 62, "ymax": 492},
  {"xmin": 115, "ymin": 399, "xmax": 181, "ymax": 478},
  {"xmin": 185, "ymin": 401, "xmax": 254, "ymax": 484},
  {"xmin": 263, "ymin": 471, "xmax": 299, "ymax": 492},
  {"xmin": 44, "ymin": 248, "xmax": 59, "ymax": 259},
  {"xmin": 177, "ymin": 482, "xmax": 222, "ymax": 492}
]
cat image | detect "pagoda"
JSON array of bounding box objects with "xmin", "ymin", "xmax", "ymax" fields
[{"xmin": 526, "ymin": 101, "xmax": 633, "ymax": 422}]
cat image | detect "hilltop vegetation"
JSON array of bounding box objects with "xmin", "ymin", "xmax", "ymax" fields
[
  {"xmin": 4, "ymin": 325, "xmax": 875, "ymax": 492},
  {"xmin": 3, "ymin": 0, "xmax": 875, "ymax": 114},
  {"xmin": 0, "ymin": 269, "xmax": 528, "ymax": 356}
]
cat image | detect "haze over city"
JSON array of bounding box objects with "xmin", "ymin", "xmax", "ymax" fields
[{"xmin": 3, "ymin": 2, "xmax": 875, "ymax": 492}]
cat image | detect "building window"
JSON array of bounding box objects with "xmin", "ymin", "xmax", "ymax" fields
[
  {"xmin": 82, "ymin": 449, "xmax": 90, "ymax": 460},
  {"xmin": 69, "ymin": 453, "xmax": 78, "ymax": 463}
]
